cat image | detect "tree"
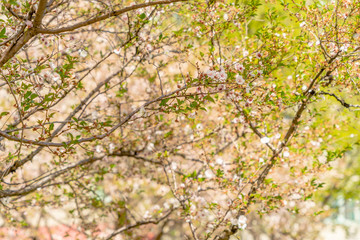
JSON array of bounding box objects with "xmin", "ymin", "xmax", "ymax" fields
[{"xmin": 0, "ymin": 0, "xmax": 359, "ymax": 239}]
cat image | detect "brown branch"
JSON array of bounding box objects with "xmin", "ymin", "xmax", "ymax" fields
[
  {"xmin": 37, "ymin": 0, "xmax": 188, "ymax": 34},
  {"xmin": 318, "ymin": 91, "xmax": 360, "ymax": 108},
  {"xmin": 0, "ymin": 29, "xmax": 36, "ymax": 67},
  {"xmin": 0, "ymin": 155, "xmax": 102, "ymax": 198},
  {"xmin": 33, "ymin": 0, "xmax": 48, "ymax": 26},
  {"xmin": 4, "ymin": 3, "xmax": 27, "ymax": 20},
  {"xmin": 0, "ymin": 86, "xmax": 186, "ymax": 147},
  {"xmin": 105, "ymin": 209, "xmax": 176, "ymax": 240},
  {"xmin": 233, "ymin": 102, "xmax": 276, "ymax": 153}
]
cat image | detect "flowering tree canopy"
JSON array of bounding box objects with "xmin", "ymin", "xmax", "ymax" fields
[{"xmin": 0, "ymin": 0, "xmax": 359, "ymax": 239}]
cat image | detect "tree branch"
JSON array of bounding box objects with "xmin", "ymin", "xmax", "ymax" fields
[
  {"xmin": 318, "ymin": 91, "xmax": 360, "ymax": 108},
  {"xmin": 33, "ymin": 0, "xmax": 48, "ymax": 26},
  {"xmin": 0, "ymin": 86, "xmax": 186, "ymax": 147},
  {"xmin": 105, "ymin": 209, "xmax": 176, "ymax": 240},
  {"xmin": 36, "ymin": 0, "xmax": 188, "ymax": 34}
]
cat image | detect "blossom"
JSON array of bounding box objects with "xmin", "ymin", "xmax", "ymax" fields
[
  {"xmin": 216, "ymin": 70, "xmax": 227, "ymax": 82},
  {"xmin": 196, "ymin": 123, "xmax": 203, "ymax": 131},
  {"xmin": 143, "ymin": 211, "xmax": 152, "ymax": 219},
  {"xmin": 216, "ymin": 158, "xmax": 224, "ymax": 165},
  {"xmin": 147, "ymin": 143, "xmax": 155, "ymax": 151},
  {"xmin": 235, "ymin": 74, "xmax": 245, "ymax": 84},
  {"xmin": 230, "ymin": 215, "xmax": 247, "ymax": 230},
  {"xmin": 91, "ymin": 111, "xmax": 99, "ymax": 120},
  {"xmin": 53, "ymin": 74, "xmax": 60, "ymax": 83},
  {"xmin": 171, "ymin": 162, "xmax": 177, "ymax": 170},
  {"xmin": 95, "ymin": 145, "xmax": 103, "ymax": 153},
  {"xmin": 237, "ymin": 215, "xmax": 247, "ymax": 230},
  {"xmin": 113, "ymin": 48, "xmax": 121, "ymax": 55},
  {"xmin": 231, "ymin": 118, "xmax": 240, "ymax": 124},
  {"xmin": 283, "ymin": 151, "xmax": 290, "ymax": 157},
  {"xmin": 146, "ymin": 44, "xmax": 153, "ymax": 52},
  {"xmin": 318, "ymin": 154, "xmax": 327, "ymax": 164},
  {"xmin": 205, "ymin": 169, "xmax": 214, "ymax": 179},
  {"xmin": 121, "ymin": 14, "xmax": 128, "ymax": 22},
  {"xmin": 79, "ymin": 49, "xmax": 88, "ymax": 58},
  {"xmin": 255, "ymin": 52, "xmax": 262, "ymax": 59},
  {"xmin": 234, "ymin": 63, "xmax": 245, "ymax": 72},
  {"xmin": 206, "ymin": 70, "xmax": 216, "ymax": 79},
  {"xmin": 25, "ymin": 20, "xmax": 33, "ymax": 28},
  {"xmin": 340, "ymin": 44, "xmax": 349, "ymax": 52},
  {"xmin": 217, "ymin": 84, "xmax": 225, "ymax": 91},
  {"xmin": 260, "ymin": 137, "xmax": 270, "ymax": 144},
  {"xmin": 49, "ymin": 62, "xmax": 56, "ymax": 70},
  {"xmin": 109, "ymin": 143, "xmax": 115, "ymax": 154},
  {"xmin": 188, "ymin": 112, "xmax": 196, "ymax": 119},
  {"xmin": 230, "ymin": 218, "xmax": 237, "ymax": 226}
]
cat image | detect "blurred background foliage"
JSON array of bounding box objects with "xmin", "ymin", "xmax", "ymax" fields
[{"xmin": 237, "ymin": 0, "xmax": 360, "ymax": 239}]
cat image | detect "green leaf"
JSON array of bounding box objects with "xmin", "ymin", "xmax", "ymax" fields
[
  {"xmin": 139, "ymin": 13, "xmax": 146, "ymax": 19},
  {"xmin": 164, "ymin": 131, "xmax": 173, "ymax": 138},
  {"xmin": 24, "ymin": 91, "xmax": 32, "ymax": 99},
  {"xmin": 0, "ymin": 28, "xmax": 6, "ymax": 39},
  {"xmin": 216, "ymin": 169, "xmax": 224, "ymax": 177},
  {"xmin": 148, "ymin": 75, "xmax": 156, "ymax": 83},
  {"xmin": 160, "ymin": 98, "xmax": 170, "ymax": 106},
  {"xmin": 30, "ymin": 93, "xmax": 38, "ymax": 100},
  {"xmin": 204, "ymin": 95, "xmax": 215, "ymax": 103}
]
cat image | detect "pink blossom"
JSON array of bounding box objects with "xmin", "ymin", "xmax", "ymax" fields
[
  {"xmin": 25, "ymin": 20, "xmax": 33, "ymax": 28},
  {"xmin": 235, "ymin": 74, "xmax": 245, "ymax": 84},
  {"xmin": 234, "ymin": 63, "xmax": 244, "ymax": 72}
]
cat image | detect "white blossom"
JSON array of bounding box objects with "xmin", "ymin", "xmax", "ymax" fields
[
  {"xmin": 234, "ymin": 63, "xmax": 245, "ymax": 72},
  {"xmin": 188, "ymin": 112, "xmax": 196, "ymax": 119},
  {"xmin": 113, "ymin": 48, "xmax": 121, "ymax": 55},
  {"xmin": 205, "ymin": 169, "xmax": 214, "ymax": 179},
  {"xmin": 206, "ymin": 70, "xmax": 216, "ymax": 79},
  {"xmin": 109, "ymin": 143, "xmax": 115, "ymax": 154},
  {"xmin": 25, "ymin": 20, "xmax": 33, "ymax": 28},
  {"xmin": 95, "ymin": 145, "xmax": 103, "ymax": 153},
  {"xmin": 171, "ymin": 162, "xmax": 177, "ymax": 170},
  {"xmin": 216, "ymin": 158, "xmax": 224, "ymax": 165},
  {"xmin": 260, "ymin": 137, "xmax": 270, "ymax": 144},
  {"xmin": 147, "ymin": 143, "xmax": 155, "ymax": 151},
  {"xmin": 235, "ymin": 74, "xmax": 245, "ymax": 84},
  {"xmin": 237, "ymin": 215, "xmax": 247, "ymax": 230},
  {"xmin": 79, "ymin": 49, "xmax": 88, "ymax": 58}
]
